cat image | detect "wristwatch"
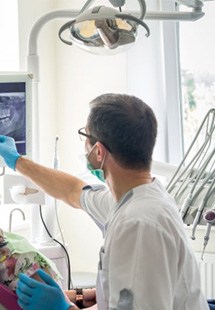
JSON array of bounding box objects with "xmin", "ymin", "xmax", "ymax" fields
[{"xmin": 75, "ymin": 288, "xmax": 84, "ymax": 309}]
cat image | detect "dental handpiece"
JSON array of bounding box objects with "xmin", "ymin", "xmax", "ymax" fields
[
  {"xmin": 54, "ymin": 136, "xmax": 59, "ymax": 170},
  {"xmin": 191, "ymin": 201, "xmax": 205, "ymax": 240},
  {"xmin": 180, "ymin": 193, "xmax": 193, "ymax": 220},
  {"xmin": 201, "ymin": 209, "xmax": 215, "ymax": 260},
  {"xmin": 191, "ymin": 175, "xmax": 215, "ymax": 240}
]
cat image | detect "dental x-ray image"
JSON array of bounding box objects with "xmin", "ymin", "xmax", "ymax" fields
[{"xmin": 0, "ymin": 82, "xmax": 26, "ymax": 155}]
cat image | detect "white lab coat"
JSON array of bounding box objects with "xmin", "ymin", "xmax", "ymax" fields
[{"xmin": 81, "ymin": 179, "xmax": 209, "ymax": 310}]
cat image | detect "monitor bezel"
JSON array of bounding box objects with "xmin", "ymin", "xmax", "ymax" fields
[{"xmin": 0, "ymin": 72, "xmax": 33, "ymax": 166}]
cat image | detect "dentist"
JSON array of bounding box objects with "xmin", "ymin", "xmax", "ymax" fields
[{"xmin": 0, "ymin": 93, "xmax": 210, "ymax": 309}]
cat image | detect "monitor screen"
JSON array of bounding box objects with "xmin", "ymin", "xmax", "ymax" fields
[{"xmin": 0, "ymin": 73, "xmax": 32, "ymax": 165}]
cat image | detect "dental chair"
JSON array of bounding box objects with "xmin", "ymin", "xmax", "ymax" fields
[
  {"xmin": 208, "ymin": 300, "xmax": 215, "ymax": 310},
  {"xmin": 0, "ymin": 283, "xmax": 21, "ymax": 310}
]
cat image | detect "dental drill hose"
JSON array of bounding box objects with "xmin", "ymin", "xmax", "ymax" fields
[{"xmin": 179, "ymin": 194, "xmax": 193, "ymax": 220}]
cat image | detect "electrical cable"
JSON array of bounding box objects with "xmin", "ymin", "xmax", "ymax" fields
[
  {"xmin": 169, "ymin": 129, "xmax": 214, "ymax": 197},
  {"xmin": 39, "ymin": 204, "xmax": 73, "ymax": 290},
  {"xmin": 79, "ymin": 0, "xmax": 95, "ymax": 14},
  {"xmin": 168, "ymin": 135, "xmax": 211, "ymax": 196},
  {"xmin": 52, "ymin": 136, "xmax": 73, "ymax": 289},
  {"xmin": 53, "ymin": 136, "xmax": 66, "ymax": 247}
]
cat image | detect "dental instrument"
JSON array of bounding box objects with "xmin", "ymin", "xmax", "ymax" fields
[
  {"xmin": 167, "ymin": 109, "xmax": 215, "ymax": 194},
  {"xmin": 54, "ymin": 136, "xmax": 59, "ymax": 170},
  {"xmin": 166, "ymin": 108, "xmax": 215, "ymax": 252},
  {"xmin": 179, "ymin": 149, "xmax": 215, "ymax": 219},
  {"xmin": 191, "ymin": 172, "xmax": 215, "ymax": 240},
  {"xmin": 201, "ymin": 208, "xmax": 215, "ymax": 260}
]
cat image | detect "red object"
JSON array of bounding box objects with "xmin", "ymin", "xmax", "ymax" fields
[{"xmin": 0, "ymin": 283, "xmax": 21, "ymax": 309}]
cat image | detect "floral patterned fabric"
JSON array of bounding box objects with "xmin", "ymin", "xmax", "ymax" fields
[{"xmin": 0, "ymin": 229, "xmax": 60, "ymax": 291}]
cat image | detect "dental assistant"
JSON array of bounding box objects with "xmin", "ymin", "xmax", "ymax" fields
[{"xmin": 0, "ymin": 93, "xmax": 210, "ymax": 310}]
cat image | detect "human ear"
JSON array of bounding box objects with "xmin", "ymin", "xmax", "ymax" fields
[{"xmin": 96, "ymin": 142, "xmax": 106, "ymax": 162}]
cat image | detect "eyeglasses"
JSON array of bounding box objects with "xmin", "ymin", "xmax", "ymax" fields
[
  {"xmin": 78, "ymin": 127, "xmax": 112, "ymax": 152},
  {"xmin": 78, "ymin": 127, "xmax": 96, "ymax": 141}
]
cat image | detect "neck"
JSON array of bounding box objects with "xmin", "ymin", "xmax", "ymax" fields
[{"xmin": 105, "ymin": 156, "xmax": 153, "ymax": 202}]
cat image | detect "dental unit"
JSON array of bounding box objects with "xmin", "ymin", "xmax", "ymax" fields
[{"xmin": 167, "ymin": 108, "xmax": 215, "ymax": 258}]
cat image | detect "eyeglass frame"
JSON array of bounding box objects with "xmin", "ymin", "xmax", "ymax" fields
[{"xmin": 78, "ymin": 127, "xmax": 112, "ymax": 152}]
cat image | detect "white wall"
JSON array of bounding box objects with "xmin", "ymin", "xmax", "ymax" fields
[{"xmin": 18, "ymin": 0, "xmax": 59, "ymax": 166}]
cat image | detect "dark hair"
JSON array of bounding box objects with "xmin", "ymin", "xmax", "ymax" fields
[{"xmin": 87, "ymin": 93, "xmax": 157, "ymax": 169}]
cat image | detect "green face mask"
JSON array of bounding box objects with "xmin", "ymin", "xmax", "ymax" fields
[
  {"xmin": 87, "ymin": 162, "xmax": 105, "ymax": 183},
  {"xmin": 86, "ymin": 144, "xmax": 106, "ymax": 183}
]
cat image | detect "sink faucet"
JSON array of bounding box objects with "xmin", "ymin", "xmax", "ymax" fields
[{"xmin": 9, "ymin": 208, "xmax": 26, "ymax": 232}]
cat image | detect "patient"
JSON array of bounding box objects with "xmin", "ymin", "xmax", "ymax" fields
[
  {"xmin": 0, "ymin": 229, "xmax": 97, "ymax": 309},
  {"xmin": 0, "ymin": 228, "xmax": 61, "ymax": 291}
]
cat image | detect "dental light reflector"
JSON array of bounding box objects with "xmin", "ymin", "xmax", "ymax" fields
[{"xmin": 59, "ymin": 6, "xmax": 150, "ymax": 54}]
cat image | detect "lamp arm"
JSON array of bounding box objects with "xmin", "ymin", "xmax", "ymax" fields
[
  {"xmin": 28, "ymin": 10, "xmax": 78, "ymax": 55},
  {"xmin": 108, "ymin": 0, "xmax": 126, "ymax": 7},
  {"xmin": 79, "ymin": 0, "xmax": 96, "ymax": 15},
  {"xmin": 115, "ymin": 13, "xmax": 150, "ymax": 37},
  {"xmin": 79, "ymin": 0, "xmax": 146, "ymax": 19},
  {"xmin": 109, "ymin": 0, "xmax": 146, "ymax": 20}
]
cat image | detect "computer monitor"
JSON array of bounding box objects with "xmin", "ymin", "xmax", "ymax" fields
[{"xmin": 0, "ymin": 73, "xmax": 32, "ymax": 166}]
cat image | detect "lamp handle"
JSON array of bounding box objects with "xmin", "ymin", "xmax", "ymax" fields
[
  {"xmin": 58, "ymin": 20, "xmax": 76, "ymax": 45},
  {"xmin": 79, "ymin": 0, "xmax": 146, "ymax": 20},
  {"xmin": 108, "ymin": 0, "xmax": 126, "ymax": 7}
]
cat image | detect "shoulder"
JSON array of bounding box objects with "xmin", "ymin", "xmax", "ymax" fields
[{"xmin": 81, "ymin": 184, "xmax": 114, "ymax": 207}]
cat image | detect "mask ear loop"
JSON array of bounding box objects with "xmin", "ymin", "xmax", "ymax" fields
[
  {"xmin": 86, "ymin": 143, "xmax": 97, "ymax": 159},
  {"xmin": 86, "ymin": 142, "xmax": 107, "ymax": 171},
  {"xmin": 100, "ymin": 151, "xmax": 107, "ymax": 170}
]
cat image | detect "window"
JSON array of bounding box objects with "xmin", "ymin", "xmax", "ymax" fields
[
  {"xmin": 0, "ymin": 0, "xmax": 19, "ymax": 70},
  {"xmin": 179, "ymin": 2, "xmax": 215, "ymax": 154}
]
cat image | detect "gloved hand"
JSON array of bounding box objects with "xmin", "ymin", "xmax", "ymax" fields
[
  {"xmin": 0, "ymin": 135, "xmax": 21, "ymax": 170},
  {"xmin": 16, "ymin": 269, "xmax": 72, "ymax": 310}
]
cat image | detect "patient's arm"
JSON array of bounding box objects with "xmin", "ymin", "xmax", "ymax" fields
[
  {"xmin": 65, "ymin": 288, "xmax": 97, "ymax": 308},
  {"xmin": 30, "ymin": 266, "xmax": 53, "ymax": 282},
  {"xmin": 30, "ymin": 269, "xmax": 97, "ymax": 309},
  {"xmin": 30, "ymin": 268, "xmax": 79, "ymax": 308}
]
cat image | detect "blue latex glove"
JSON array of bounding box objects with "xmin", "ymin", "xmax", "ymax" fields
[
  {"xmin": 0, "ymin": 135, "xmax": 21, "ymax": 170},
  {"xmin": 16, "ymin": 269, "xmax": 72, "ymax": 310}
]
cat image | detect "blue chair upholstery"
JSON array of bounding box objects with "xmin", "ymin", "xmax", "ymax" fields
[{"xmin": 208, "ymin": 299, "xmax": 215, "ymax": 310}]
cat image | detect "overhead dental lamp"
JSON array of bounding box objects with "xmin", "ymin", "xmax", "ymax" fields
[{"xmin": 59, "ymin": 0, "xmax": 150, "ymax": 54}]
